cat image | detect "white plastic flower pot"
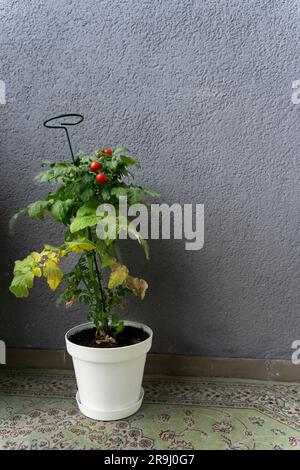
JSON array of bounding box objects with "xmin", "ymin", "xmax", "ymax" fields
[{"xmin": 65, "ymin": 320, "xmax": 153, "ymax": 421}]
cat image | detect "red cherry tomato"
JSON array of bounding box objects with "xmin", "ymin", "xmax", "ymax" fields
[
  {"xmin": 89, "ymin": 161, "xmax": 101, "ymax": 172},
  {"xmin": 103, "ymin": 148, "xmax": 113, "ymax": 156},
  {"xmin": 96, "ymin": 173, "xmax": 108, "ymax": 184}
]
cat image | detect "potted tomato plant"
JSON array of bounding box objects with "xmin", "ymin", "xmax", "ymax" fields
[{"xmin": 9, "ymin": 145, "xmax": 158, "ymax": 420}]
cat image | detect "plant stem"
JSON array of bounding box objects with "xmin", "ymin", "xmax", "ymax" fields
[
  {"xmin": 81, "ymin": 271, "xmax": 93, "ymax": 298},
  {"xmin": 87, "ymin": 227, "xmax": 106, "ymax": 313}
]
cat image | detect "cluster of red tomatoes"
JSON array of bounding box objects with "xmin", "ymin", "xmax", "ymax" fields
[{"xmin": 89, "ymin": 148, "xmax": 112, "ymax": 184}]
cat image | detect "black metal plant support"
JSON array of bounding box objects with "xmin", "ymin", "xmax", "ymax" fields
[
  {"xmin": 43, "ymin": 114, "xmax": 106, "ymax": 312},
  {"xmin": 43, "ymin": 114, "xmax": 84, "ymax": 164}
]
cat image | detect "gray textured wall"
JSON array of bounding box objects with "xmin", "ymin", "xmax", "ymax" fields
[{"xmin": 0, "ymin": 0, "xmax": 299, "ymax": 359}]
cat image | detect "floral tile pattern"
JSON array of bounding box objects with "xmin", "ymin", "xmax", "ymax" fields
[{"xmin": 0, "ymin": 369, "xmax": 300, "ymax": 450}]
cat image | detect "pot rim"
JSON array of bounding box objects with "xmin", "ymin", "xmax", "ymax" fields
[{"xmin": 65, "ymin": 320, "xmax": 153, "ymax": 352}]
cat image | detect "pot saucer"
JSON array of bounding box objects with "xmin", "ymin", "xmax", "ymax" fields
[{"xmin": 76, "ymin": 387, "xmax": 144, "ymax": 421}]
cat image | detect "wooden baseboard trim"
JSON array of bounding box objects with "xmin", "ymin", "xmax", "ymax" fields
[{"xmin": 4, "ymin": 349, "xmax": 299, "ymax": 382}]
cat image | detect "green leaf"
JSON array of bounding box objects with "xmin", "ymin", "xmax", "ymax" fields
[
  {"xmin": 120, "ymin": 156, "xmax": 141, "ymax": 167},
  {"xmin": 113, "ymin": 147, "xmax": 130, "ymax": 155},
  {"xmin": 9, "ymin": 255, "xmax": 37, "ymax": 298},
  {"xmin": 127, "ymin": 187, "xmax": 142, "ymax": 204},
  {"xmin": 109, "ymin": 159, "xmax": 119, "ymax": 171},
  {"xmin": 115, "ymin": 321, "xmax": 124, "ymax": 334},
  {"xmin": 80, "ymin": 188, "xmax": 94, "ymax": 203},
  {"xmin": 76, "ymin": 202, "xmax": 98, "ymax": 217},
  {"xmin": 54, "ymin": 161, "xmax": 69, "ymax": 167},
  {"xmin": 34, "ymin": 170, "xmax": 53, "ymax": 183},
  {"xmin": 27, "ymin": 200, "xmax": 49, "ymax": 220},
  {"xmin": 70, "ymin": 214, "xmax": 100, "ymax": 233},
  {"xmin": 41, "ymin": 160, "xmax": 55, "ymax": 167},
  {"xmin": 70, "ymin": 203, "xmax": 103, "ymax": 233},
  {"xmin": 101, "ymin": 253, "xmax": 113, "ymax": 268},
  {"xmin": 142, "ymin": 187, "xmax": 160, "ymax": 197},
  {"xmin": 64, "ymin": 229, "xmax": 86, "ymax": 242},
  {"xmin": 13, "ymin": 255, "xmax": 36, "ymax": 274},
  {"xmin": 51, "ymin": 201, "xmax": 65, "ymax": 222},
  {"xmin": 111, "ymin": 315, "xmax": 124, "ymax": 334},
  {"xmin": 35, "ymin": 161, "xmax": 73, "ymax": 183},
  {"xmin": 111, "ymin": 187, "xmax": 128, "ymax": 198},
  {"xmin": 50, "ymin": 199, "xmax": 73, "ymax": 223},
  {"xmin": 101, "ymin": 189, "xmax": 111, "ymax": 201},
  {"xmin": 9, "ymin": 271, "xmax": 34, "ymax": 298},
  {"xmin": 111, "ymin": 314, "xmax": 120, "ymax": 325}
]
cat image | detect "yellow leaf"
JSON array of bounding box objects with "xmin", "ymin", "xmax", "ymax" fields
[
  {"xmin": 43, "ymin": 244, "xmax": 61, "ymax": 252},
  {"xmin": 43, "ymin": 259, "xmax": 63, "ymax": 290},
  {"xmin": 43, "ymin": 250, "xmax": 59, "ymax": 261},
  {"xmin": 108, "ymin": 264, "xmax": 129, "ymax": 289},
  {"xmin": 31, "ymin": 251, "xmax": 43, "ymax": 262},
  {"xmin": 33, "ymin": 266, "xmax": 42, "ymax": 277},
  {"xmin": 66, "ymin": 240, "xmax": 96, "ymax": 253}
]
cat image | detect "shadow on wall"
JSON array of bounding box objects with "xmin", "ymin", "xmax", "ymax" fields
[{"xmin": 121, "ymin": 238, "xmax": 205, "ymax": 355}]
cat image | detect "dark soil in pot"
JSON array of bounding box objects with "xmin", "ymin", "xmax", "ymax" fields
[{"xmin": 68, "ymin": 326, "xmax": 149, "ymax": 348}]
